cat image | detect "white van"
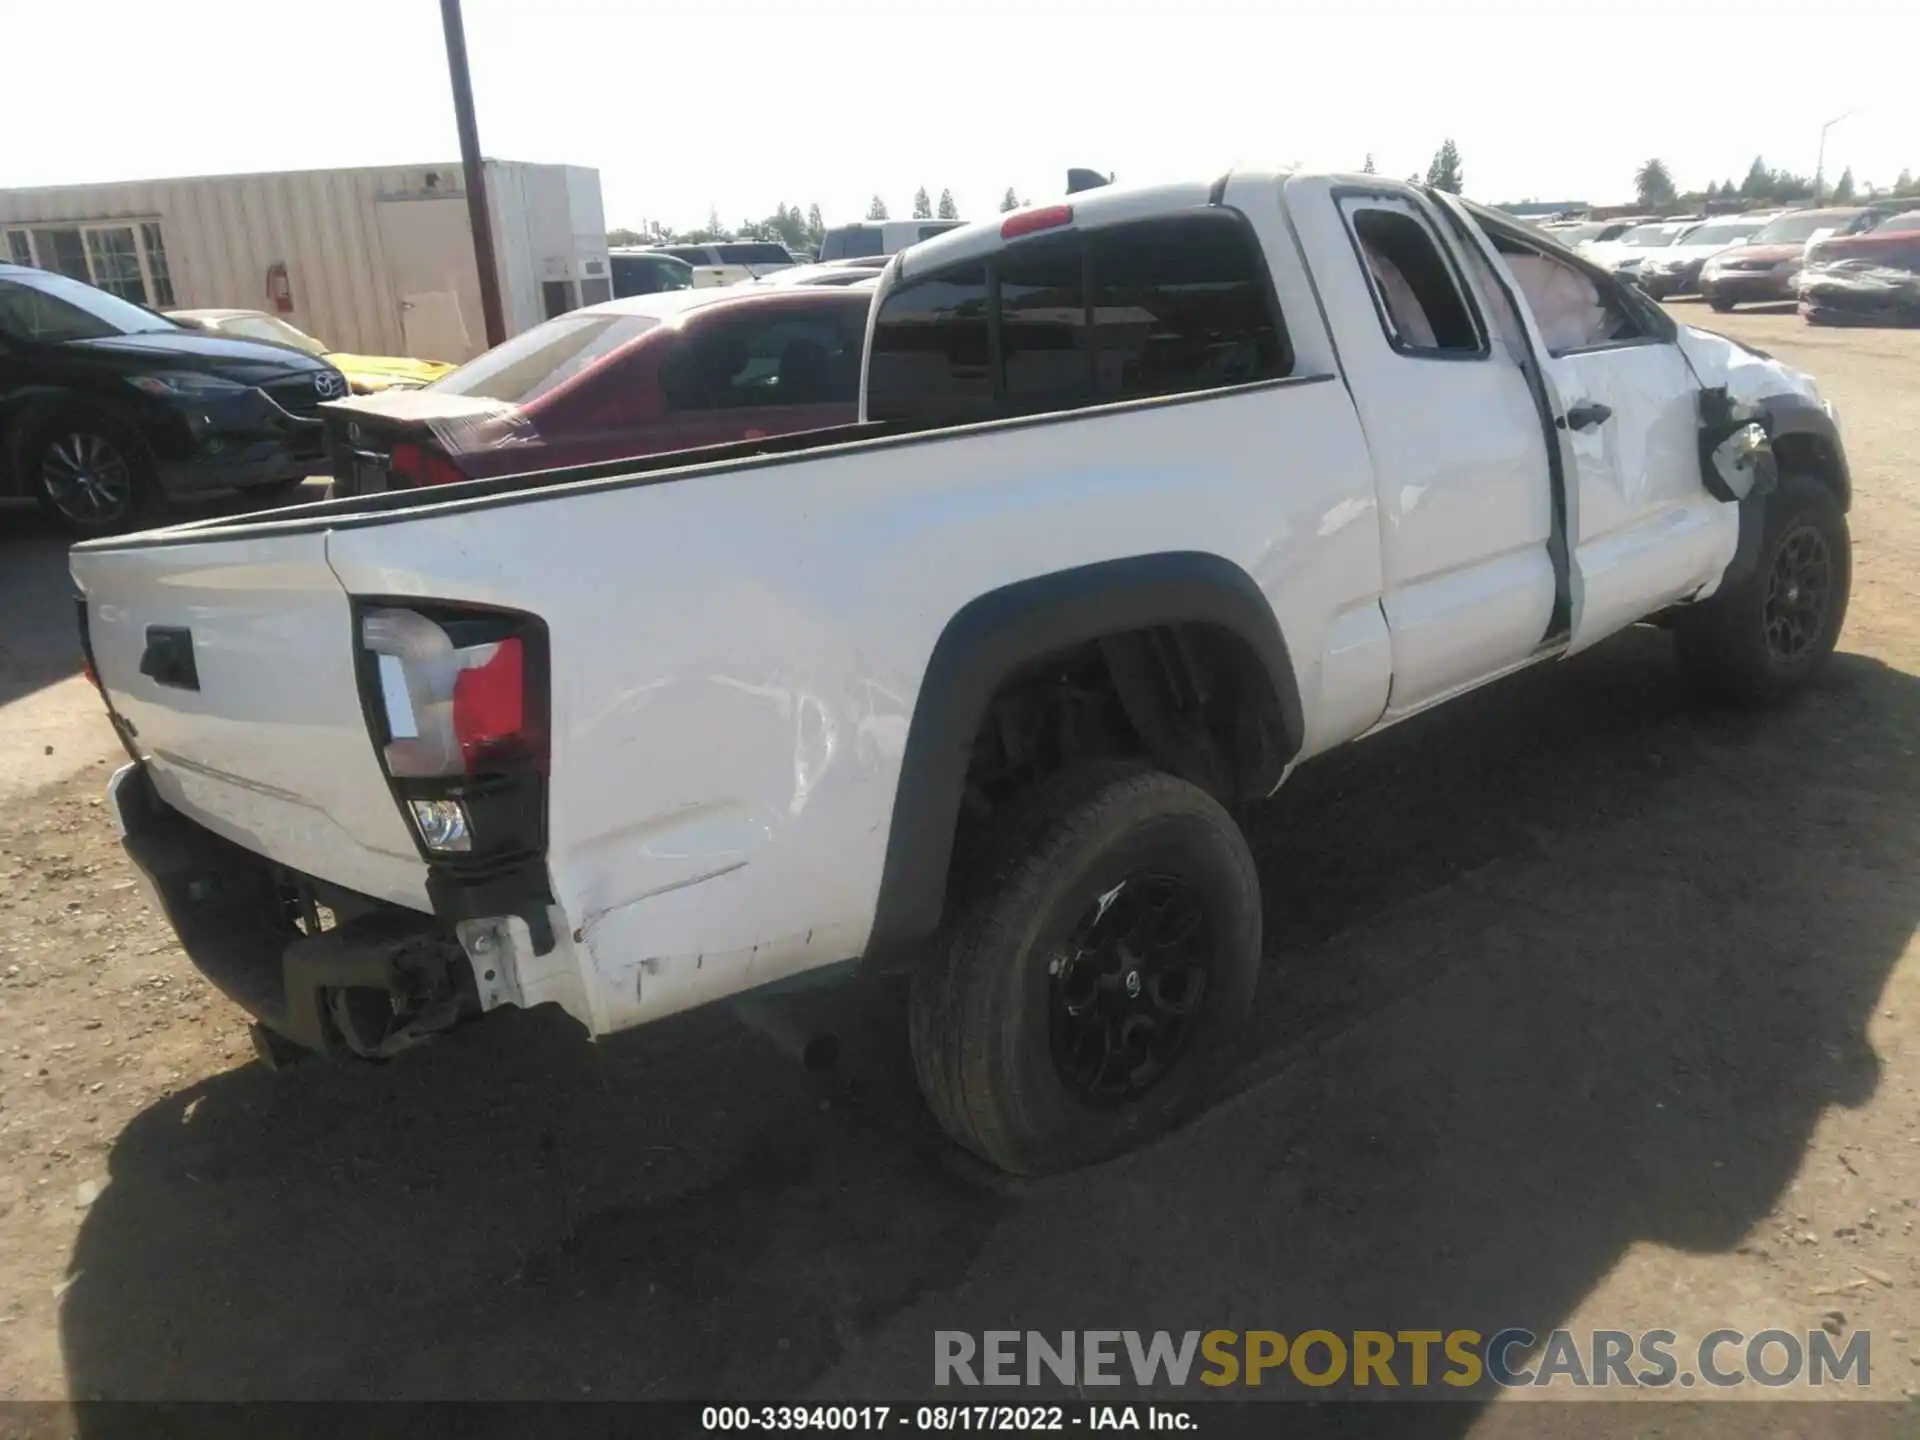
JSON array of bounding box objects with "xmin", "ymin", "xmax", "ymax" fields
[
  {"xmin": 650, "ymin": 242, "xmax": 800, "ymax": 287},
  {"xmin": 817, "ymin": 219, "xmax": 965, "ymax": 261}
]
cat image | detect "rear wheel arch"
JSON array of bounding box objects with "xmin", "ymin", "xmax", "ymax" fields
[{"xmin": 863, "ymin": 552, "xmax": 1302, "ymax": 960}]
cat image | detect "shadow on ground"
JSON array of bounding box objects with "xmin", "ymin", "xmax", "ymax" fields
[
  {"xmin": 58, "ymin": 628, "xmax": 1920, "ymax": 1427},
  {"xmin": 1, "ymin": 483, "xmax": 328, "ymax": 708}
]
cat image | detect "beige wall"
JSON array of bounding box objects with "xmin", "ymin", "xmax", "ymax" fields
[{"xmin": 0, "ymin": 161, "xmax": 606, "ymax": 361}]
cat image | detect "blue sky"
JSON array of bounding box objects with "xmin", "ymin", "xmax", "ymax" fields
[{"xmin": 7, "ymin": 0, "xmax": 1915, "ymax": 227}]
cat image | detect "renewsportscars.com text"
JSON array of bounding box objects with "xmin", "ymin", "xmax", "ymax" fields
[{"xmin": 934, "ymin": 1328, "xmax": 1871, "ymax": 1390}]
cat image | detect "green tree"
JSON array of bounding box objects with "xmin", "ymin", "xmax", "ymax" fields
[
  {"xmin": 1702, "ymin": 181, "xmax": 1720, "ymax": 203},
  {"xmin": 1361, "ymin": 153, "xmax": 1376, "ymax": 174},
  {"xmin": 999, "ymin": 187, "xmax": 1020, "ymax": 213},
  {"xmin": 1831, "ymin": 167, "xmax": 1856, "ymax": 202},
  {"xmin": 1739, "ymin": 156, "xmax": 1771, "ymax": 201},
  {"xmin": 1425, "ymin": 138, "xmax": 1464, "ymax": 193},
  {"xmin": 806, "ymin": 203, "xmax": 826, "ymax": 248},
  {"xmin": 1896, "ymin": 168, "xmax": 1919, "ymax": 197},
  {"xmin": 912, "ymin": 187, "xmax": 932, "ymax": 219},
  {"xmin": 937, "ymin": 188, "xmax": 959, "ymax": 220},
  {"xmin": 1634, "ymin": 158, "xmax": 1677, "ymax": 208},
  {"xmin": 866, "ymin": 195, "xmax": 890, "ymax": 221}
]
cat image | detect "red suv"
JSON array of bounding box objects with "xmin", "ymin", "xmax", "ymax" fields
[{"xmin": 325, "ymin": 285, "xmax": 871, "ymax": 495}]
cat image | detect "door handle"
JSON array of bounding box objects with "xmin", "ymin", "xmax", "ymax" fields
[
  {"xmin": 1560, "ymin": 402, "xmax": 1613, "ymax": 431},
  {"xmin": 139, "ymin": 626, "xmax": 199, "ymax": 691}
]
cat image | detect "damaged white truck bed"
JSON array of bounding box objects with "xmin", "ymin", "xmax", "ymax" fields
[{"xmin": 73, "ymin": 171, "xmax": 1853, "ymax": 1173}]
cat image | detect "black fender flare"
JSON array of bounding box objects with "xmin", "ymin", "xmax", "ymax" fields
[
  {"xmin": 1758, "ymin": 394, "xmax": 1850, "ymax": 510},
  {"xmin": 1718, "ymin": 395, "xmax": 1851, "ymax": 594},
  {"xmin": 862, "ymin": 551, "xmax": 1303, "ymax": 960}
]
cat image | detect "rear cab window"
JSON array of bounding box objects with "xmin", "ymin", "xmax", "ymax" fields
[{"xmin": 866, "ymin": 208, "xmax": 1290, "ymax": 427}]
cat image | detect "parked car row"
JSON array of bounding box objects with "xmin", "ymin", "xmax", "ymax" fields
[
  {"xmin": 325, "ymin": 283, "xmax": 872, "ymax": 496},
  {"xmin": 1541, "ymin": 203, "xmax": 1920, "ymax": 321},
  {"xmin": 0, "ymin": 263, "xmax": 349, "ymax": 532}
]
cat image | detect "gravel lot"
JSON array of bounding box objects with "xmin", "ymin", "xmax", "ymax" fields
[{"xmin": 1, "ymin": 308, "xmax": 1917, "ymax": 1429}]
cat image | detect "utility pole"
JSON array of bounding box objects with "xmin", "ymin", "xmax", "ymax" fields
[
  {"xmin": 440, "ymin": 0, "xmax": 506, "ymax": 348},
  {"xmin": 1814, "ymin": 110, "xmax": 1857, "ymax": 203}
]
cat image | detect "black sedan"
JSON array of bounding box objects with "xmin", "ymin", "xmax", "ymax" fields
[{"xmin": 0, "ymin": 262, "xmax": 346, "ymax": 533}]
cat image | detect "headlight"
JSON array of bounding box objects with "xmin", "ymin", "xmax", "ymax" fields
[{"xmin": 127, "ymin": 372, "xmax": 250, "ymax": 398}]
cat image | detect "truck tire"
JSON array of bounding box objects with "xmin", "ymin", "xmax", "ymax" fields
[
  {"xmin": 909, "ymin": 764, "xmax": 1261, "ymax": 1175},
  {"xmin": 1674, "ymin": 473, "xmax": 1850, "ymax": 704}
]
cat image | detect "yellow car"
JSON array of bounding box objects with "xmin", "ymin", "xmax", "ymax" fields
[{"xmin": 167, "ymin": 309, "xmax": 453, "ymax": 393}]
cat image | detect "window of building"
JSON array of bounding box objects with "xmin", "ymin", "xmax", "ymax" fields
[
  {"xmin": 84, "ymin": 226, "xmax": 147, "ymax": 303},
  {"xmin": 36, "ymin": 229, "xmax": 89, "ymax": 283},
  {"xmin": 3, "ymin": 220, "xmax": 175, "ymax": 307},
  {"xmin": 1342, "ymin": 203, "xmax": 1483, "ymax": 355},
  {"xmin": 866, "ymin": 209, "xmax": 1289, "ymax": 427},
  {"xmin": 140, "ymin": 222, "xmax": 174, "ymax": 306}
]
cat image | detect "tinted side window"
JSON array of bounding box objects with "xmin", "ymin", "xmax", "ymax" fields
[
  {"xmin": 822, "ymin": 227, "xmax": 884, "ymax": 261},
  {"xmin": 1090, "ymin": 213, "xmax": 1288, "ymax": 399},
  {"xmin": 866, "ymin": 262, "xmax": 993, "ymax": 424},
  {"xmin": 663, "ymin": 302, "xmax": 866, "ymax": 412},
  {"xmin": 1344, "ymin": 205, "xmax": 1482, "ymax": 355},
  {"xmin": 868, "ymin": 212, "xmax": 1290, "ymax": 426},
  {"xmin": 662, "ymin": 246, "xmax": 711, "ymax": 266},
  {"xmin": 717, "ymin": 243, "xmax": 793, "ymax": 267}
]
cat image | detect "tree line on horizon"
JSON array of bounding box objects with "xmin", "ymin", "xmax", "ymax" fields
[
  {"xmin": 607, "ymin": 184, "xmax": 1024, "ymax": 252},
  {"xmin": 606, "ymin": 146, "xmax": 1920, "ymax": 249}
]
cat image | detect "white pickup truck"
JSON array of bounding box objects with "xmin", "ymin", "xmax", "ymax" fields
[{"xmin": 72, "ymin": 171, "xmax": 1853, "ymax": 1175}]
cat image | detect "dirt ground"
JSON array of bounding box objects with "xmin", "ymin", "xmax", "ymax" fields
[{"xmin": 2, "ymin": 308, "xmax": 1918, "ymax": 1429}]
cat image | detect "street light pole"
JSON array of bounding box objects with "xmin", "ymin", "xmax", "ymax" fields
[
  {"xmin": 1814, "ymin": 110, "xmax": 1857, "ymax": 202},
  {"xmin": 440, "ymin": 0, "xmax": 507, "ymax": 349}
]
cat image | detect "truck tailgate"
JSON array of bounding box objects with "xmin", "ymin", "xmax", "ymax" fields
[{"xmin": 71, "ymin": 534, "xmax": 429, "ymax": 910}]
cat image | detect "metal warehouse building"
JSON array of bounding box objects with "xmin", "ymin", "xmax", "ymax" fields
[{"xmin": 0, "ymin": 160, "xmax": 610, "ymax": 363}]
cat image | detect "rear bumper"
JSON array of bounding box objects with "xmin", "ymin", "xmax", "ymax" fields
[
  {"xmin": 108, "ymin": 763, "xmax": 469, "ymax": 1054},
  {"xmin": 157, "ymin": 439, "xmax": 323, "ymax": 495},
  {"xmin": 1700, "ymin": 271, "xmax": 1794, "ymax": 304},
  {"xmin": 145, "ymin": 392, "xmax": 328, "ymax": 496},
  {"xmin": 1638, "ymin": 262, "xmax": 1703, "ymax": 298}
]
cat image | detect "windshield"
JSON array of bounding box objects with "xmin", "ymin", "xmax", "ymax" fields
[
  {"xmin": 432, "ymin": 312, "xmax": 660, "ymax": 403},
  {"xmin": 1684, "ymin": 221, "xmax": 1764, "ymax": 247},
  {"xmin": 0, "ymin": 270, "xmax": 176, "ymax": 339},
  {"xmin": 1620, "ymin": 224, "xmax": 1685, "ymax": 248},
  {"xmin": 1870, "ymin": 211, "xmax": 1920, "ymax": 234},
  {"xmin": 211, "ymin": 313, "xmax": 327, "ymax": 354},
  {"xmin": 1754, "ymin": 212, "xmax": 1854, "ymax": 244}
]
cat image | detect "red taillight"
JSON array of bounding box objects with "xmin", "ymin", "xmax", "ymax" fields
[
  {"xmin": 453, "ymin": 637, "xmax": 526, "ymax": 772},
  {"xmin": 1001, "ymin": 204, "xmax": 1072, "ymax": 240},
  {"xmin": 389, "ymin": 441, "xmax": 468, "ymax": 488}
]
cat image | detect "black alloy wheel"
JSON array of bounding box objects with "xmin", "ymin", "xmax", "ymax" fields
[{"xmin": 1049, "ymin": 872, "xmax": 1213, "ymax": 1102}]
